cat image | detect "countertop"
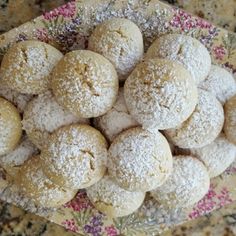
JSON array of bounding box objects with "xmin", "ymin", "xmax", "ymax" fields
[{"xmin": 0, "ymin": 0, "xmax": 235, "ymax": 235}]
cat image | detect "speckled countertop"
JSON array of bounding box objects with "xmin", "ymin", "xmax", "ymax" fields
[{"xmin": 0, "ymin": 0, "xmax": 236, "ymax": 236}]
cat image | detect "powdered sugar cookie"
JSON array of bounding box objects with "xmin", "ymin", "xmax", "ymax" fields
[
  {"xmin": 165, "ymin": 89, "xmax": 224, "ymax": 148},
  {"xmin": 15, "ymin": 156, "xmax": 77, "ymax": 207},
  {"xmin": 108, "ymin": 127, "xmax": 172, "ymax": 192},
  {"xmin": 40, "ymin": 124, "xmax": 108, "ymax": 189},
  {"xmin": 0, "ymin": 41, "xmax": 63, "ymax": 94},
  {"xmin": 190, "ymin": 134, "xmax": 236, "ymax": 178},
  {"xmin": 150, "ymin": 155, "xmax": 210, "ymax": 208},
  {"xmin": 199, "ymin": 65, "xmax": 236, "ymax": 104},
  {"xmin": 0, "ymin": 82, "xmax": 33, "ymax": 113},
  {"xmin": 93, "ymin": 88, "xmax": 139, "ymax": 142},
  {"xmin": 22, "ymin": 91, "xmax": 89, "ymax": 149},
  {"xmin": 124, "ymin": 58, "xmax": 198, "ymax": 129},
  {"xmin": 86, "ymin": 175, "xmax": 145, "ymax": 218},
  {"xmin": 88, "ymin": 18, "xmax": 143, "ymax": 81},
  {"xmin": 0, "ymin": 97, "xmax": 22, "ymax": 156},
  {"xmin": 146, "ymin": 34, "xmax": 211, "ymax": 84},
  {"xmin": 224, "ymin": 95, "xmax": 236, "ymax": 145},
  {"xmin": 51, "ymin": 50, "xmax": 118, "ymax": 118},
  {"xmin": 0, "ymin": 136, "xmax": 38, "ymax": 177}
]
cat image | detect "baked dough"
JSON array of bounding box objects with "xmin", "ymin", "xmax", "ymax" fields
[
  {"xmin": 224, "ymin": 95, "xmax": 236, "ymax": 145},
  {"xmin": 15, "ymin": 156, "xmax": 77, "ymax": 207},
  {"xmin": 124, "ymin": 58, "xmax": 198, "ymax": 129},
  {"xmin": 0, "ymin": 97, "xmax": 22, "ymax": 156},
  {"xmin": 199, "ymin": 65, "xmax": 236, "ymax": 104},
  {"xmin": 51, "ymin": 50, "xmax": 118, "ymax": 118},
  {"xmin": 0, "ymin": 40, "xmax": 63, "ymax": 94},
  {"xmin": 108, "ymin": 127, "xmax": 173, "ymax": 192},
  {"xmin": 88, "ymin": 18, "xmax": 143, "ymax": 81},
  {"xmin": 150, "ymin": 155, "xmax": 210, "ymax": 208},
  {"xmin": 86, "ymin": 175, "xmax": 145, "ymax": 218},
  {"xmin": 146, "ymin": 34, "xmax": 211, "ymax": 84},
  {"xmin": 22, "ymin": 91, "xmax": 89, "ymax": 149},
  {"xmin": 190, "ymin": 134, "xmax": 236, "ymax": 178},
  {"xmin": 40, "ymin": 124, "xmax": 108, "ymax": 189},
  {"xmin": 93, "ymin": 88, "xmax": 139, "ymax": 142},
  {"xmin": 0, "ymin": 136, "xmax": 38, "ymax": 177},
  {"xmin": 165, "ymin": 89, "xmax": 224, "ymax": 148}
]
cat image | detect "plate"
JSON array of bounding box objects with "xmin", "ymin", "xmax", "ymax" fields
[{"xmin": 0, "ymin": 0, "xmax": 235, "ymax": 235}]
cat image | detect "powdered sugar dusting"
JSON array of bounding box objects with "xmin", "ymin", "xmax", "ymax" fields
[
  {"xmin": 190, "ymin": 134, "xmax": 236, "ymax": 178},
  {"xmin": 86, "ymin": 175, "xmax": 145, "ymax": 218},
  {"xmin": 88, "ymin": 18, "xmax": 143, "ymax": 80},
  {"xmin": 41, "ymin": 124, "xmax": 108, "ymax": 189},
  {"xmin": 0, "ymin": 136, "xmax": 38, "ymax": 167},
  {"xmin": 165, "ymin": 89, "xmax": 224, "ymax": 148},
  {"xmin": 150, "ymin": 155, "xmax": 210, "ymax": 208},
  {"xmin": 124, "ymin": 58, "xmax": 198, "ymax": 130},
  {"xmin": 0, "ymin": 83, "xmax": 33, "ymax": 113},
  {"xmin": 108, "ymin": 127, "xmax": 172, "ymax": 192},
  {"xmin": 199, "ymin": 65, "xmax": 236, "ymax": 104},
  {"xmin": 94, "ymin": 88, "xmax": 139, "ymax": 142},
  {"xmin": 0, "ymin": 41, "xmax": 63, "ymax": 94},
  {"xmin": 52, "ymin": 50, "xmax": 118, "ymax": 118},
  {"xmin": 22, "ymin": 91, "xmax": 89, "ymax": 149},
  {"xmin": 146, "ymin": 33, "xmax": 211, "ymax": 84}
]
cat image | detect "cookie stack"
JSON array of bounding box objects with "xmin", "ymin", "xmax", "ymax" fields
[{"xmin": 0, "ymin": 17, "xmax": 235, "ymax": 218}]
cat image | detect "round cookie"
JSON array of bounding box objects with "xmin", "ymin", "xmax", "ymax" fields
[
  {"xmin": 15, "ymin": 156, "xmax": 77, "ymax": 207},
  {"xmin": 146, "ymin": 34, "xmax": 211, "ymax": 84},
  {"xmin": 0, "ymin": 82, "xmax": 33, "ymax": 113},
  {"xmin": 88, "ymin": 18, "xmax": 143, "ymax": 81},
  {"xmin": 86, "ymin": 175, "xmax": 145, "ymax": 218},
  {"xmin": 108, "ymin": 127, "xmax": 173, "ymax": 192},
  {"xmin": 0, "ymin": 97, "xmax": 22, "ymax": 156},
  {"xmin": 94, "ymin": 88, "xmax": 139, "ymax": 142},
  {"xmin": 51, "ymin": 50, "xmax": 118, "ymax": 118},
  {"xmin": 22, "ymin": 91, "xmax": 89, "ymax": 149},
  {"xmin": 150, "ymin": 155, "xmax": 210, "ymax": 208},
  {"xmin": 0, "ymin": 40, "xmax": 63, "ymax": 94},
  {"xmin": 40, "ymin": 124, "xmax": 108, "ymax": 189},
  {"xmin": 124, "ymin": 58, "xmax": 198, "ymax": 129},
  {"xmin": 199, "ymin": 65, "xmax": 236, "ymax": 104},
  {"xmin": 189, "ymin": 134, "xmax": 236, "ymax": 178},
  {"xmin": 224, "ymin": 95, "xmax": 236, "ymax": 145},
  {"xmin": 165, "ymin": 89, "xmax": 224, "ymax": 148},
  {"xmin": 0, "ymin": 136, "xmax": 38, "ymax": 177}
]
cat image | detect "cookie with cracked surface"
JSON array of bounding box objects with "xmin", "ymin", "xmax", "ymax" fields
[
  {"xmin": 88, "ymin": 18, "xmax": 143, "ymax": 81},
  {"xmin": 0, "ymin": 40, "xmax": 63, "ymax": 94}
]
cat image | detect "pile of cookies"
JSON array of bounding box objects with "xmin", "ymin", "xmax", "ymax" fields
[{"xmin": 0, "ymin": 18, "xmax": 235, "ymax": 218}]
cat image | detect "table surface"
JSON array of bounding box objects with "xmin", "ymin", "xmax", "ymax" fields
[{"xmin": 0, "ymin": 0, "xmax": 235, "ymax": 235}]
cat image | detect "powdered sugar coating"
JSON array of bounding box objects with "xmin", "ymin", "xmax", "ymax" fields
[
  {"xmin": 224, "ymin": 95, "xmax": 236, "ymax": 145},
  {"xmin": 88, "ymin": 18, "xmax": 144, "ymax": 81},
  {"xmin": 124, "ymin": 58, "xmax": 198, "ymax": 129},
  {"xmin": 93, "ymin": 88, "xmax": 139, "ymax": 142},
  {"xmin": 86, "ymin": 175, "xmax": 145, "ymax": 218},
  {"xmin": 150, "ymin": 155, "xmax": 210, "ymax": 208},
  {"xmin": 190, "ymin": 134, "xmax": 236, "ymax": 178},
  {"xmin": 0, "ymin": 97, "xmax": 22, "ymax": 156},
  {"xmin": 51, "ymin": 50, "xmax": 118, "ymax": 118},
  {"xmin": 0, "ymin": 136, "xmax": 38, "ymax": 177},
  {"xmin": 0, "ymin": 82, "xmax": 33, "ymax": 113},
  {"xmin": 0, "ymin": 41, "xmax": 63, "ymax": 94},
  {"xmin": 22, "ymin": 91, "xmax": 89, "ymax": 149},
  {"xmin": 15, "ymin": 156, "xmax": 77, "ymax": 207},
  {"xmin": 40, "ymin": 124, "xmax": 108, "ymax": 189},
  {"xmin": 146, "ymin": 34, "xmax": 211, "ymax": 84},
  {"xmin": 108, "ymin": 127, "xmax": 173, "ymax": 192},
  {"xmin": 199, "ymin": 65, "xmax": 236, "ymax": 104},
  {"xmin": 165, "ymin": 89, "xmax": 224, "ymax": 148}
]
